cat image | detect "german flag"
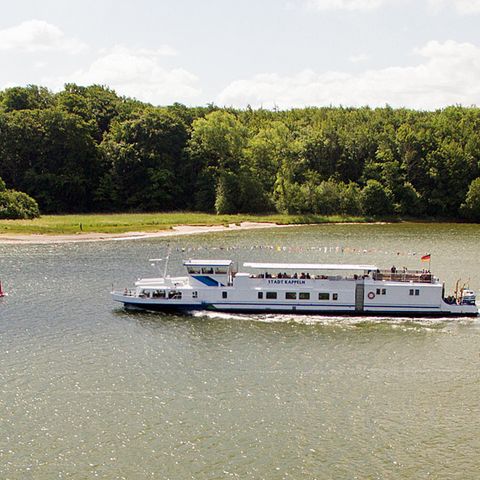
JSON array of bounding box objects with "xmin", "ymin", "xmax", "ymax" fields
[{"xmin": 421, "ymin": 254, "xmax": 431, "ymax": 262}]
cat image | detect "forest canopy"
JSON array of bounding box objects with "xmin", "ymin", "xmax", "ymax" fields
[{"xmin": 1, "ymin": 84, "xmax": 480, "ymax": 220}]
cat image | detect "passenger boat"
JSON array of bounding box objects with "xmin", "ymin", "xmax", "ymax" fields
[{"xmin": 111, "ymin": 259, "xmax": 478, "ymax": 317}]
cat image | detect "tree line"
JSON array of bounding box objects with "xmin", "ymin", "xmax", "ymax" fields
[{"xmin": 1, "ymin": 84, "xmax": 480, "ymax": 220}]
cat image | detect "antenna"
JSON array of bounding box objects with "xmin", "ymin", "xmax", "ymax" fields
[{"xmin": 163, "ymin": 244, "xmax": 171, "ymax": 278}]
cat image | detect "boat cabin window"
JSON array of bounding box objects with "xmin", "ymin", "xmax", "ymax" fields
[
  {"xmin": 415, "ymin": 289, "xmax": 420, "ymax": 296},
  {"xmin": 286, "ymin": 292, "xmax": 297, "ymax": 300},
  {"xmin": 168, "ymin": 291, "xmax": 182, "ymax": 299},
  {"xmin": 266, "ymin": 292, "xmax": 277, "ymax": 300},
  {"xmin": 376, "ymin": 288, "xmax": 387, "ymax": 295},
  {"xmin": 215, "ymin": 268, "xmax": 228, "ymax": 274},
  {"xmin": 201, "ymin": 267, "xmax": 214, "ymax": 274},
  {"xmin": 318, "ymin": 292, "xmax": 330, "ymax": 300},
  {"xmin": 332, "ymin": 293, "xmax": 338, "ymax": 301},
  {"xmin": 192, "ymin": 291, "xmax": 198, "ymax": 299},
  {"xmin": 187, "ymin": 267, "xmax": 201, "ymax": 274},
  {"xmin": 299, "ymin": 292, "xmax": 310, "ymax": 300},
  {"xmin": 152, "ymin": 290, "xmax": 166, "ymax": 298},
  {"xmin": 409, "ymin": 289, "xmax": 414, "ymax": 296},
  {"xmin": 258, "ymin": 292, "xmax": 263, "ymax": 299},
  {"xmin": 222, "ymin": 291, "xmax": 228, "ymax": 299}
]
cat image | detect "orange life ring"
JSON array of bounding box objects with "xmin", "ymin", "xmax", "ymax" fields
[{"xmin": 367, "ymin": 291, "xmax": 375, "ymax": 299}]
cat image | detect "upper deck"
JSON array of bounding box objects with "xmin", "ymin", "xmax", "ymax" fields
[{"xmin": 242, "ymin": 262, "xmax": 436, "ymax": 284}]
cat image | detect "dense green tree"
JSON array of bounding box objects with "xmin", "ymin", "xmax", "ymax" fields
[
  {"xmin": 100, "ymin": 108, "xmax": 189, "ymax": 211},
  {"xmin": 0, "ymin": 177, "xmax": 39, "ymax": 219},
  {"xmin": 0, "ymin": 109, "xmax": 100, "ymax": 212},
  {"xmin": 461, "ymin": 178, "xmax": 480, "ymax": 221},
  {"xmin": 188, "ymin": 111, "xmax": 249, "ymax": 211},
  {"xmin": 361, "ymin": 180, "xmax": 394, "ymax": 216},
  {"xmin": 0, "ymin": 85, "xmax": 54, "ymax": 112}
]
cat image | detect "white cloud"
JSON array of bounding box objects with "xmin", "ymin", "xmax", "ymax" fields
[
  {"xmin": 46, "ymin": 45, "xmax": 201, "ymax": 105},
  {"xmin": 0, "ymin": 20, "xmax": 87, "ymax": 53},
  {"xmin": 98, "ymin": 45, "xmax": 177, "ymax": 57},
  {"xmin": 217, "ymin": 40, "xmax": 480, "ymax": 109},
  {"xmin": 428, "ymin": 0, "xmax": 480, "ymax": 13},
  {"xmin": 306, "ymin": 0, "xmax": 480, "ymax": 13},
  {"xmin": 349, "ymin": 53, "xmax": 370, "ymax": 63},
  {"xmin": 307, "ymin": 0, "xmax": 389, "ymax": 10}
]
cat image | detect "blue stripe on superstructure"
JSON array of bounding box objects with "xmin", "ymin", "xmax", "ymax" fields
[
  {"xmin": 366, "ymin": 304, "xmax": 440, "ymax": 309},
  {"xmin": 192, "ymin": 275, "xmax": 224, "ymax": 287}
]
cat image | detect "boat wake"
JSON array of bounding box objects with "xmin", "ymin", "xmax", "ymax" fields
[{"xmin": 191, "ymin": 310, "xmax": 477, "ymax": 328}]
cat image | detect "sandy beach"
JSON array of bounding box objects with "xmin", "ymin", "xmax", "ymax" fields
[{"xmin": 0, "ymin": 221, "xmax": 296, "ymax": 244}]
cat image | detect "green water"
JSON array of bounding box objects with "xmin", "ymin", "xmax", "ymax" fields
[{"xmin": 0, "ymin": 223, "xmax": 479, "ymax": 479}]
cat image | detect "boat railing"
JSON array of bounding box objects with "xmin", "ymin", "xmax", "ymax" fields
[
  {"xmin": 372, "ymin": 270, "xmax": 434, "ymax": 283},
  {"xmin": 249, "ymin": 274, "xmax": 361, "ymax": 281}
]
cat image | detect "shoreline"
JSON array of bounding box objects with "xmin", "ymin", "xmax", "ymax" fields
[{"xmin": 0, "ymin": 221, "xmax": 301, "ymax": 244}]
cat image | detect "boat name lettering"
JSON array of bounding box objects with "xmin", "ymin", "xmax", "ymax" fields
[{"xmin": 267, "ymin": 279, "xmax": 306, "ymax": 285}]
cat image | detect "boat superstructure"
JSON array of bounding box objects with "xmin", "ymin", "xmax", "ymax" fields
[{"xmin": 111, "ymin": 259, "xmax": 478, "ymax": 317}]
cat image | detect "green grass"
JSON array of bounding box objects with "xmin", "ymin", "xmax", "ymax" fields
[{"xmin": 0, "ymin": 212, "xmax": 371, "ymax": 235}]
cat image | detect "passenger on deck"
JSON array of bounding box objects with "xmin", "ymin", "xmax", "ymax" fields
[
  {"xmin": 391, "ymin": 265, "xmax": 397, "ymax": 273},
  {"xmin": 293, "ymin": 272, "xmax": 298, "ymax": 279}
]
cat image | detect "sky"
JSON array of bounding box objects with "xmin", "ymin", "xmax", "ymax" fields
[{"xmin": 1, "ymin": 0, "xmax": 480, "ymax": 109}]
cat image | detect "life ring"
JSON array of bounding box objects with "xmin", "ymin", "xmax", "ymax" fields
[{"xmin": 367, "ymin": 291, "xmax": 375, "ymax": 300}]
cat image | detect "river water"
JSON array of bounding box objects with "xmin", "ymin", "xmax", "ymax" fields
[{"xmin": 1, "ymin": 223, "xmax": 479, "ymax": 479}]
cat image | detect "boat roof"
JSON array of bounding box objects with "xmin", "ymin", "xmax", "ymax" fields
[
  {"xmin": 183, "ymin": 259, "xmax": 233, "ymax": 267},
  {"xmin": 243, "ymin": 262, "xmax": 377, "ymax": 271}
]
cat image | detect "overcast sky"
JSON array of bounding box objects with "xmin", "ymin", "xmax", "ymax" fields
[{"xmin": 1, "ymin": 0, "xmax": 480, "ymax": 109}]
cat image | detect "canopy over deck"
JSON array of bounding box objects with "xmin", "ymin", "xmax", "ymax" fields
[
  {"xmin": 243, "ymin": 262, "xmax": 377, "ymax": 271},
  {"xmin": 183, "ymin": 259, "xmax": 233, "ymax": 267}
]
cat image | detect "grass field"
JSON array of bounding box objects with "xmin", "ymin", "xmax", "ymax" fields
[{"xmin": 0, "ymin": 212, "xmax": 371, "ymax": 235}]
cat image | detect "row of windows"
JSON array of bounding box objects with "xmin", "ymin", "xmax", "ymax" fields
[
  {"xmin": 188, "ymin": 267, "xmax": 228, "ymax": 275},
  {"xmin": 375, "ymin": 288, "xmax": 421, "ymax": 296},
  {"xmin": 257, "ymin": 291, "xmax": 338, "ymax": 301}
]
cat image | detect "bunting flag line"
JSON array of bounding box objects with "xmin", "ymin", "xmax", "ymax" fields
[{"xmin": 168, "ymin": 244, "xmax": 429, "ymax": 257}]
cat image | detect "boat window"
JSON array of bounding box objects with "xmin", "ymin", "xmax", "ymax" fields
[
  {"xmin": 192, "ymin": 291, "xmax": 198, "ymax": 299},
  {"xmin": 187, "ymin": 267, "xmax": 201, "ymax": 274},
  {"xmin": 168, "ymin": 291, "xmax": 182, "ymax": 299},
  {"xmin": 222, "ymin": 291, "xmax": 228, "ymax": 299},
  {"xmin": 266, "ymin": 292, "xmax": 277, "ymax": 299},
  {"xmin": 299, "ymin": 292, "xmax": 310, "ymax": 300},
  {"xmin": 258, "ymin": 292, "xmax": 263, "ymax": 299},
  {"xmin": 152, "ymin": 290, "xmax": 166, "ymax": 298},
  {"xmin": 332, "ymin": 293, "xmax": 338, "ymax": 301},
  {"xmin": 415, "ymin": 289, "xmax": 420, "ymax": 296},
  {"xmin": 201, "ymin": 268, "xmax": 214, "ymax": 274},
  {"xmin": 215, "ymin": 268, "xmax": 228, "ymax": 274},
  {"xmin": 409, "ymin": 289, "xmax": 414, "ymax": 296},
  {"xmin": 318, "ymin": 292, "xmax": 330, "ymax": 300},
  {"xmin": 382, "ymin": 288, "xmax": 386, "ymax": 295},
  {"xmin": 286, "ymin": 292, "xmax": 297, "ymax": 300},
  {"xmin": 376, "ymin": 288, "xmax": 381, "ymax": 295}
]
